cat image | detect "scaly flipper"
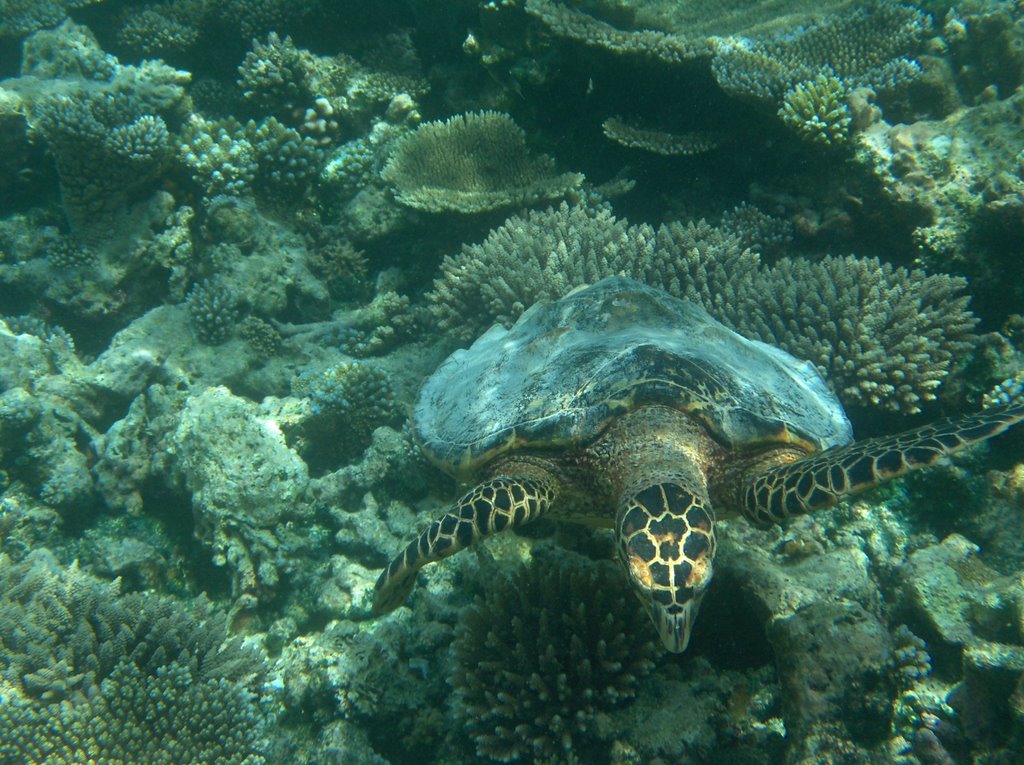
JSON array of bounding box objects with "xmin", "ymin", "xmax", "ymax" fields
[
  {"xmin": 743, "ymin": 404, "xmax": 1024, "ymax": 526},
  {"xmin": 373, "ymin": 474, "xmax": 557, "ymax": 614}
]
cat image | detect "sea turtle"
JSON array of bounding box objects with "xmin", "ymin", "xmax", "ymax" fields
[{"xmin": 374, "ymin": 276, "xmax": 1024, "ymax": 652}]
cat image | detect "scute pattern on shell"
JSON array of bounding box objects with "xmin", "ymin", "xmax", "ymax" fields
[{"xmin": 415, "ymin": 277, "xmax": 852, "ymax": 476}]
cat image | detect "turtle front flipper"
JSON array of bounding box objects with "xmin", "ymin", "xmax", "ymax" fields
[
  {"xmin": 743, "ymin": 404, "xmax": 1024, "ymax": 526},
  {"xmin": 373, "ymin": 474, "xmax": 557, "ymax": 614}
]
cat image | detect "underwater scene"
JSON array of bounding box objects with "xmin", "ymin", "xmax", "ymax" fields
[{"xmin": 2, "ymin": 0, "xmax": 1024, "ymax": 763}]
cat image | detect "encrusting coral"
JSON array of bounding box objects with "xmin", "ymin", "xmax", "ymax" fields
[
  {"xmin": 427, "ymin": 203, "xmax": 976, "ymax": 413},
  {"xmin": 381, "ymin": 111, "xmax": 584, "ymax": 213},
  {"xmin": 451, "ymin": 548, "xmax": 658, "ymax": 763},
  {"xmin": 0, "ymin": 549, "xmax": 270, "ymax": 764}
]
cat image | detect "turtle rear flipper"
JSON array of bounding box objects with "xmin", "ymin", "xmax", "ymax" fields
[
  {"xmin": 373, "ymin": 474, "xmax": 557, "ymax": 614},
  {"xmin": 743, "ymin": 404, "xmax": 1024, "ymax": 526}
]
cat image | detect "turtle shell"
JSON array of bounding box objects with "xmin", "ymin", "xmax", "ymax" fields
[{"xmin": 416, "ymin": 276, "xmax": 852, "ymax": 477}]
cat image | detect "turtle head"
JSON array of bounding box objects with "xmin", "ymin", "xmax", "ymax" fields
[{"xmin": 615, "ymin": 482, "xmax": 717, "ymax": 653}]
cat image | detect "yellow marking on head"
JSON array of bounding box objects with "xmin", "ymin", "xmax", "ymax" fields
[{"xmin": 628, "ymin": 554, "xmax": 654, "ymax": 588}]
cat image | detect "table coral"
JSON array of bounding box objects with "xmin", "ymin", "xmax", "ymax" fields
[
  {"xmin": 381, "ymin": 111, "xmax": 583, "ymax": 213},
  {"xmin": 711, "ymin": 2, "xmax": 930, "ymax": 102}
]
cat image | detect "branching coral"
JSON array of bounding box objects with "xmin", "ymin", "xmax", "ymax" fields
[
  {"xmin": 186, "ymin": 278, "xmax": 242, "ymax": 345},
  {"xmin": 293, "ymin": 360, "xmax": 400, "ymax": 457},
  {"xmin": 729, "ymin": 256, "xmax": 977, "ymax": 413},
  {"xmin": 0, "ymin": 0, "xmax": 102, "ymax": 39},
  {"xmin": 237, "ymin": 30, "xmax": 427, "ymax": 140},
  {"xmin": 427, "ymin": 203, "xmax": 976, "ymax": 412},
  {"xmin": 428, "ymin": 202, "xmax": 651, "ymax": 333},
  {"xmin": 779, "ymin": 74, "xmax": 852, "ymax": 146},
  {"xmin": 9, "ymin": 22, "xmax": 188, "ymax": 241},
  {"xmin": 32, "ymin": 92, "xmax": 173, "ymax": 239},
  {"xmin": 180, "ymin": 115, "xmax": 258, "ymax": 199},
  {"xmin": 0, "ymin": 550, "xmax": 269, "ymax": 764},
  {"xmin": 452, "ymin": 549, "xmax": 658, "ymax": 763},
  {"xmin": 381, "ymin": 111, "xmax": 583, "ymax": 213},
  {"xmin": 247, "ymin": 116, "xmax": 324, "ymax": 198}
]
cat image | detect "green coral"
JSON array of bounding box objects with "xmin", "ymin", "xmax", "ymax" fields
[
  {"xmin": 452, "ymin": 549, "xmax": 658, "ymax": 763},
  {"xmin": 0, "ymin": 550, "xmax": 270, "ymax": 764},
  {"xmin": 427, "ymin": 203, "xmax": 977, "ymax": 413},
  {"xmin": 381, "ymin": 111, "xmax": 584, "ymax": 213},
  {"xmin": 779, "ymin": 74, "xmax": 852, "ymax": 145}
]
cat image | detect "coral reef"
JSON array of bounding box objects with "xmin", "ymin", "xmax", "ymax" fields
[
  {"xmin": 451, "ymin": 548, "xmax": 658, "ymax": 763},
  {"xmin": 186, "ymin": 278, "xmax": 242, "ymax": 345},
  {"xmin": 10, "ymin": 22, "xmax": 189, "ymax": 241},
  {"xmin": 0, "ymin": 549, "xmax": 270, "ymax": 764},
  {"xmin": 0, "ymin": 2, "xmax": 1022, "ymax": 764},
  {"xmin": 382, "ymin": 111, "xmax": 583, "ymax": 213},
  {"xmin": 169, "ymin": 387, "xmax": 316, "ymax": 602}
]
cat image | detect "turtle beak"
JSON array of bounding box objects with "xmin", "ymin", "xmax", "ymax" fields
[{"xmin": 651, "ymin": 593, "xmax": 705, "ymax": 653}]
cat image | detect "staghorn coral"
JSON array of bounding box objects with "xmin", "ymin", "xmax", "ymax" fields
[
  {"xmin": 711, "ymin": 1, "xmax": 930, "ymax": 103},
  {"xmin": 0, "ymin": 549, "xmax": 269, "ymax": 764},
  {"xmin": 779, "ymin": 74, "xmax": 852, "ymax": 146},
  {"xmin": 452, "ymin": 548, "xmax": 658, "ymax": 763},
  {"xmin": 601, "ymin": 116, "xmax": 719, "ymax": 156},
  {"xmin": 427, "ymin": 203, "xmax": 976, "ymax": 412},
  {"xmin": 381, "ymin": 111, "xmax": 583, "ymax": 213}
]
